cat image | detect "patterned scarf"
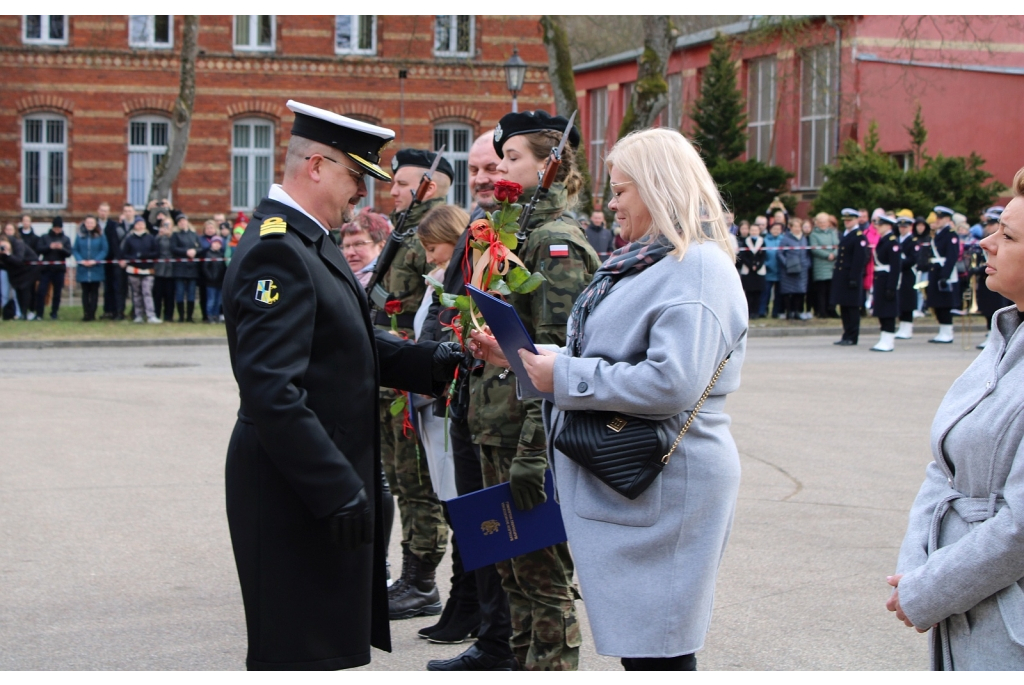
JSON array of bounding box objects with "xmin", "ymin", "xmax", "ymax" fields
[{"xmin": 566, "ymin": 234, "xmax": 674, "ymax": 357}]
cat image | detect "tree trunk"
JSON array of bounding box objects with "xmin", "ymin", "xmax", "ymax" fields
[
  {"xmin": 618, "ymin": 16, "xmax": 673, "ymax": 138},
  {"xmin": 149, "ymin": 15, "xmax": 200, "ymax": 203},
  {"xmin": 540, "ymin": 15, "xmax": 594, "ymax": 214}
]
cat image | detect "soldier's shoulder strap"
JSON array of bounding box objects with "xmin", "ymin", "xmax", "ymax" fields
[{"xmin": 258, "ymin": 215, "xmax": 288, "ymax": 239}]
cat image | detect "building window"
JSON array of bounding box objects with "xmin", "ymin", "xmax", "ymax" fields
[
  {"xmin": 129, "ymin": 16, "xmax": 172, "ymax": 49},
  {"xmin": 434, "ymin": 16, "xmax": 473, "ymax": 57},
  {"xmin": 433, "ymin": 124, "xmax": 472, "ymax": 209},
  {"xmin": 890, "ymin": 152, "xmax": 912, "ymax": 172},
  {"xmin": 666, "ymin": 73, "xmax": 683, "ymax": 130},
  {"xmin": 127, "ymin": 117, "xmax": 170, "ymax": 208},
  {"xmin": 232, "ymin": 119, "xmax": 274, "ymax": 211},
  {"xmin": 22, "ymin": 114, "xmax": 66, "ymax": 208},
  {"xmin": 799, "ymin": 46, "xmax": 836, "ymax": 189},
  {"xmin": 234, "ymin": 15, "xmax": 275, "ymax": 52},
  {"xmin": 23, "ymin": 15, "xmax": 67, "ymax": 45},
  {"xmin": 747, "ymin": 56, "xmax": 777, "ymax": 164},
  {"xmin": 588, "ymin": 87, "xmax": 608, "ymax": 196},
  {"xmin": 354, "ymin": 177, "xmax": 377, "ymax": 212},
  {"xmin": 336, "ymin": 15, "xmax": 375, "ymax": 55}
]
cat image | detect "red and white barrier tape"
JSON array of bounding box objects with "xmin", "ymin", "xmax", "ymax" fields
[{"xmin": 22, "ymin": 257, "xmax": 228, "ymax": 266}]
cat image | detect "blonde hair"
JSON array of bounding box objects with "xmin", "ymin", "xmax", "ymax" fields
[
  {"xmin": 605, "ymin": 128, "xmax": 733, "ymax": 260},
  {"xmin": 1014, "ymin": 166, "xmax": 1024, "ymax": 197},
  {"xmin": 418, "ymin": 204, "xmax": 468, "ymax": 247}
]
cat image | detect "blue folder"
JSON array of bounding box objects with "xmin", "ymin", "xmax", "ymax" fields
[
  {"xmin": 465, "ymin": 284, "xmax": 553, "ymax": 402},
  {"xmin": 446, "ymin": 471, "xmax": 567, "ymax": 572}
]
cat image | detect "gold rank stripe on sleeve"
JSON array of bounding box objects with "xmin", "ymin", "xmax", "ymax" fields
[{"xmin": 260, "ymin": 217, "xmax": 288, "ymax": 238}]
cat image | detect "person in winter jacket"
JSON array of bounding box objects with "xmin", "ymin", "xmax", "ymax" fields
[
  {"xmin": 73, "ymin": 215, "xmax": 109, "ymax": 321},
  {"xmin": 153, "ymin": 219, "xmax": 176, "ymax": 322},
  {"xmin": 0, "ymin": 228, "xmax": 39, "ymax": 319},
  {"xmin": 35, "ymin": 216, "xmax": 73, "ymax": 320},
  {"xmin": 170, "ymin": 216, "xmax": 201, "ymax": 322},
  {"xmin": 119, "ymin": 217, "xmax": 161, "ymax": 324},
  {"xmin": 737, "ymin": 221, "xmax": 767, "ymax": 318},
  {"xmin": 202, "ymin": 235, "xmax": 227, "ymax": 323},
  {"xmin": 778, "ymin": 217, "xmax": 811, "ymax": 320},
  {"xmin": 809, "ymin": 213, "xmax": 839, "ymax": 318},
  {"xmin": 759, "ymin": 222, "xmax": 785, "ymax": 318}
]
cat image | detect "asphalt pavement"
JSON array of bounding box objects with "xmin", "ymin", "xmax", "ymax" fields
[{"xmin": 0, "ymin": 334, "xmax": 982, "ymax": 670}]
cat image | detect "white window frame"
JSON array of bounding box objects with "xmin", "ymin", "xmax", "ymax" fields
[
  {"xmin": 747, "ymin": 55, "xmax": 777, "ymax": 164},
  {"xmin": 433, "ymin": 123, "xmax": 473, "ymax": 209},
  {"xmin": 129, "ymin": 16, "xmax": 173, "ymax": 49},
  {"xmin": 231, "ymin": 118, "xmax": 275, "ymax": 212},
  {"xmin": 433, "ymin": 15, "xmax": 474, "ymax": 58},
  {"xmin": 798, "ymin": 46, "xmax": 836, "ymax": 189},
  {"xmin": 335, "ymin": 15, "xmax": 376, "ymax": 56},
  {"xmin": 23, "ymin": 15, "xmax": 68, "ymax": 45},
  {"xmin": 233, "ymin": 15, "xmax": 276, "ymax": 52},
  {"xmin": 22, "ymin": 114, "xmax": 67, "ymax": 209},
  {"xmin": 127, "ymin": 116, "xmax": 170, "ymax": 209},
  {"xmin": 666, "ymin": 73, "xmax": 683, "ymax": 130},
  {"xmin": 588, "ymin": 87, "xmax": 608, "ymax": 196}
]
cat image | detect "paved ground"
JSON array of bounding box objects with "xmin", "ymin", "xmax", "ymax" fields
[{"xmin": 0, "ymin": 335, "xmax": 982, "ymax": 670}]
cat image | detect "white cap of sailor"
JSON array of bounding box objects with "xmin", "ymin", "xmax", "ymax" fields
[{"xmin": 287, "ymin": 100, "xmax": 395, "ymax": 181}]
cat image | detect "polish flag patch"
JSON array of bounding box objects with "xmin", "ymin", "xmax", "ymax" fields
[{"xmin": 549, "ymin": 244, "xmax": 569, "ymax": 258}]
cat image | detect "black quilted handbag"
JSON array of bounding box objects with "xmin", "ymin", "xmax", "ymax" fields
[{"xmin": 554, "ymin": 356, "xmax": 730, "ymax": 500}]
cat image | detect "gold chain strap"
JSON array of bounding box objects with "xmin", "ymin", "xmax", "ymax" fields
[{"xmin": 661, "ymin": 355, "xmax": 731, "ymax": 465}]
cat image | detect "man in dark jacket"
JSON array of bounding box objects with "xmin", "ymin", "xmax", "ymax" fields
[
  {"xmin": 222, "ymin": 100, "xmax": 461, "ymax": 670},
  {"xmin": 583, "ymin": 210, "xmax": 614, "ymax": 259},
  {"xmin": 35, "ymin": 217, "xmax": 72, "ymax": 320},
  {"xmin": 120, "ymin": 216, "xmax": 161, "ymax": 323},
  {"xmin": 102, "ymin": 202, "xmax": 130, "ymax": 320},
  {"xmin": 830, "ymin": 208, "xmax": 870, "ymax": 345}
]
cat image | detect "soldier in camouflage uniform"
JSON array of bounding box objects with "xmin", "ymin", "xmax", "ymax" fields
[
  {"xmin": 377, "ymin": 149, "xmax": 454, "ymax": 619},
  {"xmin": 467, "ymin": 112, "xmax": 600, "ymax": 670}
]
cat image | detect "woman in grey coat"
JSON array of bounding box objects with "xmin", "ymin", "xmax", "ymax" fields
[
  {"xmin": 778, "ymin": 218, "xmax": 811, "ymax": 320},
  {"xmin": 888, "ymin": 166, "xmax": 1024, "ymax": 669},
  {"xmin": 472, "ymin": 129, "xmax": 747, "ymax": 670}
]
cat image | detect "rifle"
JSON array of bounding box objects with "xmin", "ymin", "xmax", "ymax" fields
[
  {"xmin": 367, "ymin": 145, "xmax": 445, "ymax": 311},
  {"xmin": 516, "ymin": 111, "xmax": 577, "ymax": 240}
]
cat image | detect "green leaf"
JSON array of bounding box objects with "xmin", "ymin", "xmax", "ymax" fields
[
  {"xmin": 423, "ymin": 274, "xmax": 444, "ymax": 291},
  {"xmin": 499, "ymin": 231, "xmax": 518, "ymax": 250},
  {"xmin": 440, "ymin": 293, "xmax": 459, "ymax": 308},
  {"xmin": 389, "ymin": 395, "xmax": 407, "ymax": 416},
  {"xmin": 454, "ymin": 295, "xmax": 472, "ymax": 312},
  {"xmin": 471, "ymin": 240, "xmax": 489, "ymax": 252},
  {"xmin": 506, "ymin": 266, "xmax": 530, "ymax": 290},
  {"xmin": 490, "ymin": 279, "xmax": 512, "ymax": 296},
  {"xmin": 513, "ymin": 272, "xmax": 546, "ymax": 294}
]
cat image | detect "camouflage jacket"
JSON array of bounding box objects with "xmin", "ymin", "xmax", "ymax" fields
[
  {"xmin": 378, "ymin": 196, "xmax": 446, "ymax": 338},
  {"xmin": 467, "ymin": 184, "xmax": 601, "ymax": 459}
]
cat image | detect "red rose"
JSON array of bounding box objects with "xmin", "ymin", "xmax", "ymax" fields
[
  {"xmin": 493, "ymin": 180, "xmax": 523, "ymax": 204},
  {"xmin": 384, "ymin": 300, "xmax": 403, "ymax": 316}
]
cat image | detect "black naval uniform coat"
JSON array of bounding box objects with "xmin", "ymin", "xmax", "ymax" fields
[
  {"xmin": 871, "ymin": 232, "xmax": 901, "ymax": 319},
  {"xmin": 222, "ymin": 197, "xmax": 439, "ymax": 670},
  {"xmin": 898, "ymin": 233, "xmax": 920, "ymax": 313},
  {"xmin": 925, "ymin": 225, "xmax": 961, "ymax": 309},
  {"xmin": 830, "ymin": 227, "xmax": 869, "ymax": 307}
]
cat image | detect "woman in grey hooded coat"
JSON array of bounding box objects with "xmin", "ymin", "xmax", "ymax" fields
[{"xmin": 889, "ymin": 166, "xmax": 1024, "ymax": 669}]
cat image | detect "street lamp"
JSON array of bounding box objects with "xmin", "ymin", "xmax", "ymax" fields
[{"xmin": 504, "ymin": 45, "xmax": 527, "ymax": 113}]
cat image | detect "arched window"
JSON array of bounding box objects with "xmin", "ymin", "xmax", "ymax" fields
[
  {"xmin": 232, "ymin": 118, "xmax": 274, "ymax": 211},
  {"xmin": 22, "ymin": 113, "xmax": 66, "ymax": 208},
  {"xmin": 127, "ymin": 116, "xmax": 170, "ymax": 208},
  {"xmin": 433, "ymin": 123, "xmax": 472, "ymax": 209}
]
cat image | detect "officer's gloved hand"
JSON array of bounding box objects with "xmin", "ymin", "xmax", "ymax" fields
[
  {"xmin": 432, "ymin": 341, "xmax": 465, "ymax": 384},
  {"xmin": 848, "ymin": 279, "xmax": 858, "ymax": 289},
  {"xmin": 885, "ymin": 289, "xmax": 896, "ymax": 301},
  {"xmin": 326, "ymin": 487, "xmax": 372, "ymax": 550},
  {"xmin": 509, "ymin": 453, "xmax": 547, "ymax": 511}
]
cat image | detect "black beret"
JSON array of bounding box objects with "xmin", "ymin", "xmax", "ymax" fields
[
  {"xmin": 390, "ymin": 148, "xmax": 454, "ymax": 181},
  {"xmin": 493, "ymin": 110, "xmax": 580, "ymax": 159},
  {"xmin": 287, "ymin": 100, "xmax": 395, "ymax": 182}
]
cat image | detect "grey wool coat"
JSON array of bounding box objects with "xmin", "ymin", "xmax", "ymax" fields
[
  {"xmin": 896, "ymin": 305, "xmax": 1024, "ymax": 670},
  {"xmin": 527, "ymin": 240, "xmax": 748, "ymax": 658}
]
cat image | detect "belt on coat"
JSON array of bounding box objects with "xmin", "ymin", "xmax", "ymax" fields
[{"xmin": 928, "ymin": 492, "xmax": 1006, "ymax": 554}]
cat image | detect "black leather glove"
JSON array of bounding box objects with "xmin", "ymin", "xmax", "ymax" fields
[
  {"xmin": 885, "ymin": 289, "xmax": 896, "ymax": 301},
  {"xmin": 509, "ymin": 453, "xmax": 548, "ymax": 511},
  {"xmin": 432, "ymin": 341, "xmax": 465, "ymax": 385},
  {"xmin": 326, "ymin": 487, "xmax": 372, "ymax": 551}
]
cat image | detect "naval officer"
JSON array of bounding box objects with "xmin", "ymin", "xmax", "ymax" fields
[{"xmin": 222, "ymin": 100, "xmax": 462, "ymax": 670}]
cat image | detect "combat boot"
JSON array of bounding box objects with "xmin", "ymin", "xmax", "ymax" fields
[
  {"xmin": 176, "ymin": 302, "xmax": 185, "ymax": 323},
  {"xmin": 388, "ymin": 543, "xmax": 415, "ymax": 599},
  {"xmin": 389, "ymin": 553, "xmax": 442, "ymax": 620}
]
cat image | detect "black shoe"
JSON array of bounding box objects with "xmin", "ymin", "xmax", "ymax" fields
[
  {"xmin": 418, "ymin": 595, "xmax": 457, "ymax": 639},
  {"xmin": 427, "ymin": 603, "xmax": 481, "ymax": 644},
  {"xmin": 100, "ymin": 312, "xmax": 114, "ymax": 320},
  {"xmin": 388, "ymin": 544, "xmax": 415, "ymax": 600},
  {"xmin": 833, "ymin": 339, "xmax": 856, "ymax": 346},
  {"xmin": 389, "ymin": 553, "xmax": 442, "ymax": 620},
  {"xmin": 426, "ymin": 644, "xmax": 518, "ymax": 671}
]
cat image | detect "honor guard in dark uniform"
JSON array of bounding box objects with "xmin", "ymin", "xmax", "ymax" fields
[
  {"xmin": 374, "ymin": 149, "xmax": 454, "ymax": 620},
  {"xmin": 894, "ymin": 213, "xmax": 920, "ymax": 339},
  {"xmin": 970, "ymin": 210, "xmax": 1012, "ymax": 349},
  {"xmin": 830, "ymin": 208, "xmax": 870, "ymax": 345},
  {"xmin": 926, "ymin": 205, "xmax": 961, "ymax": 344},
  {"xmin": 870, "ymin": 215, "xmax": 901, "ymax": 351},
  {"xmin": 222, "ymin": 100, "xmax": 462, "ymax": 670}
]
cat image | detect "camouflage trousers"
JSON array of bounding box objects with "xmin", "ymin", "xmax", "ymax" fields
[
  {"xmin": 380, "ymin": 395, "xmax": 447, "ymax": 568},
  {"xmin": 479, "ymin": 444, "xmax": 581, "ymax": 671}
]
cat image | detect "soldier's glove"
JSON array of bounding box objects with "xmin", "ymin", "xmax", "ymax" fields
[
  {"xmin": 326, "ymin": 487, "xmax": 372, "ymax": 551},
  {"xmin": 509, "ymin": 453, "xmax": 547, "ymax": 511},
  {"xmin": 432, "ymin": 341, "xmax": 465, "ymax": 384},
  {"xmin": 848, "ymin": 279, "xmax": 858, "ymax": 289},
  {"xmin": 885, "ymin": 289, "xmax": 896, "ymax": 301}
]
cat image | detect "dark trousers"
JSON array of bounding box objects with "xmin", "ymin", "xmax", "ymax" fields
[
  {"xmin": 103, "ymin": 264, "xmax": 126, "ymax": 317},
  {"xmin": 153, "ymin": 276, "xmax": 176, "ymax": 321},
  {"xmin": 80, "ymin": 282, "xmax": 100, "ymax": 320},
  {"xmin": 621, "ymin": 654, "xmax": 696, "ymax": 671},
  {"xmin": 744, "ymin": 289, "xmax": 762, "ymax": 319},
  {"xmin": 934, "ymin": 307, "xmax": 953, "ymax": 325},
  {"xmin": 840, "ymin": 305, "xmax": 860, "ymax": 342},
  {"xmin": 36, "ymin": 269, "xmax": 65, "ymax": 318},
  {"xmin": 879, "ymin": 316, "xmax": 896, "ymax": 333},
  {"xmin": 198, "ymin": 272, "xmax": 209, "ymax": 320},
  {"xmin": 785, "ymin": 292, "xmax": 805, "ymax": 318},
  {"xmin": 899, "ymin": 308, "xmax": 915, "ymax": 323},
  {"xmin": 14, "ymin": 284, "xmax": 32, "ymax": 318},
  {"xmin": 811, "ymin": 279, "xmax": 835, "ymax": 318},
  {"xmin": 449, "ymin": 416, "xmax": 512, "ymax": 659},
  {"xmin": 175, "ymin": 277, "xmax": 197, "ymax": 303}
]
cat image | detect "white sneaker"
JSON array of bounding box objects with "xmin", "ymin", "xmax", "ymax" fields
[
  {"xmin": 798, "ymin": 312, "xmax": 813, "ymax": 320},
  {"xmin": 912, "ymin": 310, "xmax": 924, "ymax": 319},
  {"xmin": 26, "ymin": 311, "xmax": 36, "ymax": 321},
  {"xmin": 147, "ymin": 316, "xmax": 163, "ymax": 324},
  {"xmin": 776, "ymin": 314, "xmax": 787, "ymax": 320},
  {"xmin": 133, "ymin": 316, "xmax": 144, "ymax": 323}
]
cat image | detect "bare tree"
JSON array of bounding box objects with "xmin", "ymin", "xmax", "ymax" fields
[
  {"xmin": 149, "ymin": 15, "xmax": 200, "ymax": 202},
  {"xmin": 618, "ymin": 16, "xmax": 674, "ymax": 137}
]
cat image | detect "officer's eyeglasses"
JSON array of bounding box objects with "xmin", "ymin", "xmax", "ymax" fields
[{"xmin": 306, "ymin": 154, "xmax": 365, "ymax": 184}]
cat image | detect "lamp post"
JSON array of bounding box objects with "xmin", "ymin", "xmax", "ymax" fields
[{"xmin": 504, "ymin": 45, "xmax": 527, "ymax": 113}]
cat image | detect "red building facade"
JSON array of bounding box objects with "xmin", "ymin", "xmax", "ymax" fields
[
  {"xmin": 574, "ymin": 16, "xmax": 1024, "ymax": 215},
  {"xmin": 1, "ymin": 15, "xmax": 553, "ymax": 224}
]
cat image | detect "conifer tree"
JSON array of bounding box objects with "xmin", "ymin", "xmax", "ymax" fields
[
  {"xmin": 690, "ymin": 34, "xmax": 746, "ymax": 167},
  {"xmin": 905, "ymin": 104, "xmax": 928, "ymax": 170}
]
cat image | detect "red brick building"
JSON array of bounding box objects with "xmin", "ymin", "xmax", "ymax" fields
[
  {"xmin": 574, "ymin": 16, "xmax": 1024, "ymax": 215},
  {"xmin": 1, "ymin": 15, "xmax": 553, "ymax": 224}
]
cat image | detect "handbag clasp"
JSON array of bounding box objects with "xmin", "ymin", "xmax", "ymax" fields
[{"xmin": 606, "ymin": 416, "xmax": 627, "ymax": 432}]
